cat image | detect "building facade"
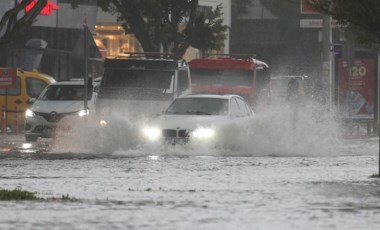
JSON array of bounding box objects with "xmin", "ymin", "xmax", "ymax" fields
[{"xmin": 95, "ymin": 0, "xmax": 231, "ymax": 61}]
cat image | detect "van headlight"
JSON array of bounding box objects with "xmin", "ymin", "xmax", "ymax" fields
[
  {"xmin": 78, "ymin": 109, "xmax": 90, "ymax": 117},
  {"xmin": 25, "ymin": 109, "xmax": 35, "ymax": 118},
  {"xmin": 142, "ymin": 126, "xmax": 162, "ymax": 141},
  {"xmin": 99, "ymin": 119, "xmax": 107, "ymax": 126},
  {"xmin": 191, "ymin": 128, "xmax": 215, "ymax": 140}
]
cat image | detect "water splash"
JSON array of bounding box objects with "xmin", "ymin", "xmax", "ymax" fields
[
  {"xmin": 228, "ymin": 101, "xmax": 344, "ymax": 156},
  {"xmin": 50, "ymin": 100, "xmax": 345, "ymax": 157}
]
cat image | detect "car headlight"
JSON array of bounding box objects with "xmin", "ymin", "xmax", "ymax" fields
[
  {"xmin": 78, "ymin": 109, "xmax": 90, "ymax": 117},
  {"xmin": 142, "ymin": 126, "xmax": 162, "ymax": 141},
  {"xmin": 191, "ymin": 128, "xmax": 215, "ymax": 140},
  {"xmin": 25, "ymin": 109, "xmax": 35, "ymax": 118}
]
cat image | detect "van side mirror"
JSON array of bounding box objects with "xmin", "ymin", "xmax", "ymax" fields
[
  {"xmin": 93, "ymin": 85, "xmax": 100, "ymax": 93},
  {"xmin": 27, "ymin": 98, "xmax": 37, "ymax": 104}
]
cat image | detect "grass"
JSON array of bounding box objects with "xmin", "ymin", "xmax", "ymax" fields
[
  {"xmin": 0, "ymin": 188, "xmax": 78, "ymax": 201},
  {"xmin": 369, "ymin": 174, "xmax": 380, "ymax": 179},
  {"xmin": 0, "ymin": 188, "xmax": 38, "ymax": 200}
]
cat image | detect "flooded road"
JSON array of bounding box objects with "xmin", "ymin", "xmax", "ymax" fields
[
  {"xmin": 0, "ymin": 136, "xmax": 379, "ymax": 230},
  {"xmin": 1, "ymin": 105, "xmax": 380, "ymax": 230}
]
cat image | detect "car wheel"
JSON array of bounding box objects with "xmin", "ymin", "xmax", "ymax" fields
[{"xmin": 25, "ymin": 135, "xmax": 38, "ymax": 142}]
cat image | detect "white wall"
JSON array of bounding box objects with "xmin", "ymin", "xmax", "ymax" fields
[{"xmin": 56, "ymin": 3, "xmax": 97, "ymax": 30}]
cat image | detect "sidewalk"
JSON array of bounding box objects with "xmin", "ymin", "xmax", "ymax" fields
[
  {"xmin": 0, "ymin": 134, "xmax": 25, "ymax": 152},
  {"xmin": 1, "ymin": 134, "xmax": 25, "ymax": 143}
]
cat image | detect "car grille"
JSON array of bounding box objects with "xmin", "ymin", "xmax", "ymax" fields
[
  {"xmin": 162, "ymin": 129, "xmax": 191, "ymax": 138},
  {"xmin": 35, "ymin": 111, "xmax": 77, "ymax": 123}
]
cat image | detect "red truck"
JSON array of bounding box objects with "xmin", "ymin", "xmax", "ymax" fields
[{"xmin": 188, "ymin": 55, "xmax": 270, "ymax": 109}]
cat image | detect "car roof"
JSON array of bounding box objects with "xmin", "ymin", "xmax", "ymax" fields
[
  {"xmin": 271, "ymin": 75, "xmax": 307, "ymax": 80},
  {"xmin": 50, "ymin": 80, "xmax": 85, "ymax": 86},
  {"xmin": 177, "ymin": 94, "xmax": 242, "ymax": 100}
]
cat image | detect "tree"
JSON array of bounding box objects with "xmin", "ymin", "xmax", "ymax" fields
[
  {"xmin": 307, "ymin": 0, "xmax": 380, "ymax": 46},
  {"xmin": 72, "ymin": 0, "xmax": 228, "ymax": 58},
  {"xmin": 0, "ymin": 0, "xmax": 48, "ymax": 66},
  {"xmin": 231, "ymin": 0, "xmax": 254, "ymax": 20}
]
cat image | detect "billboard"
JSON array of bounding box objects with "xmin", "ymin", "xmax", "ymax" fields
[
  {"xmin": 301, "ymin": 0, "xmax": 320, "ymax": 14},
  {"xmin": 0, "ymin": 68, "xmax": 17, "ymax": 89},
  {"xmin": 337, "ymin": 59, "xmax": 375, "ymax": 119}
]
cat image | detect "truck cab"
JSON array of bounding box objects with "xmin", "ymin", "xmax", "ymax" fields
[
  {"xmin": 189, "ymin": 55, "xmax": 270, "ymax": 109},
  {"xmin": 96, "ymin": 53, "xmax": 191, "ymax": 122}
]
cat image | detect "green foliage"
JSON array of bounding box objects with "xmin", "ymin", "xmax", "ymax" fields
[
  {"xmin": 369, "ymin": 174, "xmax": 380, "ymax": 179},
  {"xmin": 232, "ymin": 0, "xmax": 254, "ymax": 19},
  {"xmin": 190, "ymin": 4, "xmax": 228, "ymax": 52},
  {"xmin": 0, "ymin": 188, "xmax": 78, "ymax": 201},
  {"xmin": 0, "ymin": 0, "xmax": 48, "ymax": 66},
  {"xmin": 73, "ymin": 0, "xmax": 228, "ymax": 58},
  {"xmin": 307, "ymin": 0, "xmax": 380, "ymax": 46},
  {"xmin": 0, "ymin": 188, "xmax": 38, "ymax": 200}
]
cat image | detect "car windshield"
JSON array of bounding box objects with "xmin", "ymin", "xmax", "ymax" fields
[
  {"xmin": 165, "ymin": 98, "xmax": 228, "ymax": 115},
  {"xmin": 39, "ymin": 85, "xmax": 92, "ymax": 101}
]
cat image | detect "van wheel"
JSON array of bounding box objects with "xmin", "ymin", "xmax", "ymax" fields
[{"xmin": 25, "ymin": 135, "xmax": 38, "ymax": 142}]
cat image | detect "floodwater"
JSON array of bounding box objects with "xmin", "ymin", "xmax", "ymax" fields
[{"xmin": 1, "ymin": 103, "xmax": 380, "ymax": 230}]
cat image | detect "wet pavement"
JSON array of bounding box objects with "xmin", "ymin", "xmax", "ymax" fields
[
  {"xmin": 0, "ymin": 138, "xmax": 379, "ymax": 230},
  {"xmin": 1, "ymin": 106, "xmax": 380, "ymax": 229},
  {"xmin": 0, "ymin": 134, "xmax": 51, "ymax": 155}
]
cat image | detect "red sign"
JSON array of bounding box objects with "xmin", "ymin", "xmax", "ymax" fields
[
  {"xmin": 301, "ymin": 0, "xmax": 320, "ymax": 14},
  {"xmin": 0, "ymin": 68, "xmax": 17, "ymax": 89},
  {"xmin": 338, "ymin": 59, "xmax": 375, "ymax": 119},
  {"xmin": 25, "ymin": 0, "xmax": 59, "ymax": 16}
]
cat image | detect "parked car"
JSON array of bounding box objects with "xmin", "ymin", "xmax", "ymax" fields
[
  {"xmin": 0, "ymin": 69, "xmax": 55, "ymax": 133},
  {"xmin": 24, "ymin": 79, "xmax": 97, "ymax": 142},
  {"xmin": 140, "ymin": 94, "xmax": 255, "ymax": 145}
]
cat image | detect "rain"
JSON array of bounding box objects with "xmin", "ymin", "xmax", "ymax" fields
[{"xmin": 1, "ymin": 1, "xmax": 380, "ymax": 230}]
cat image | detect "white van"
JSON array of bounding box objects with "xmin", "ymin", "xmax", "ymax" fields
[{"xmin": 24, "ymin": 80, "xmax": 97, "ymax": 142}]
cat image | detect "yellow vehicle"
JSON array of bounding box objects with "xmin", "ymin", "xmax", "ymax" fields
[{"xmin": 0, "ymin": 69, "xmax": 55, "ymax": 133}]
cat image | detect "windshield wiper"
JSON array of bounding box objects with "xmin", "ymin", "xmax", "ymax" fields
[
  {"xmin": 185, "ymin": 111, "xmax": 211, "ymax": 115},
  {"xmin": 165, "ymin": 111, "xmax": 181, "ymax": 114}
]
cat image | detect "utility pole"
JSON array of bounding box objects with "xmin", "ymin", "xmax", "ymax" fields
[
  {"xmin": 378, "ymin": 47, "xmax": 380, "ymax": 176},
  {"xmin": 322, "ymin": 14, "xmax": 333, "ymax": 109},
  {"xmin": 83, "ymin": 25, "xmax": 88, "ymax": 112}
]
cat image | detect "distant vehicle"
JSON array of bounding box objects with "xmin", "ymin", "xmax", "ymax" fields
[
  {"xmin": 188, "ymin": 54, "xmax": 270, "ymax": 109},
  {"xmin": 96, "ymin": 52, "xmax": 191, "ymax": 124},
  {"xmin": 24, "ymin": 79, "xmax": 97, "ymax": 142},
  {"xmin": 270, "ymin": 75, "xmax": 309, "ymax": 104},
  {"xmin": 141, "ymin": 94, "xmax": 255, "ymax": 145},
  {"xmin": 0, "ymin": 69, "xmax": 55, "ymax": 133}
]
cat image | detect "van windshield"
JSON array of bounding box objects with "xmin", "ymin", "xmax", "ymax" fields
[
  {"xmin": 39, "ymin": 85, "xmax": 92, "ymax": 101},
  {"xmin": 191, "ymin": 69, "xmax": 252, "ymax": 87}
]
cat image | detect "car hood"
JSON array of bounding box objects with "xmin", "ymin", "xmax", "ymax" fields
[
  {"xmin": 31, "ymin": 100, "xmax": 89, "ymax": 113},
  {"xmin": 148, "ymin": 114, "xmax": 230, "ymax": 130}
]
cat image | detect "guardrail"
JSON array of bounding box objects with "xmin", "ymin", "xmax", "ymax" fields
[
  {"xmin": 339, "ymin": 119, "xmax": 377, "ymax": 137},
  {"xmin": 1, "ymin": 105, "xmax": 22, "ymax": 135}
]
